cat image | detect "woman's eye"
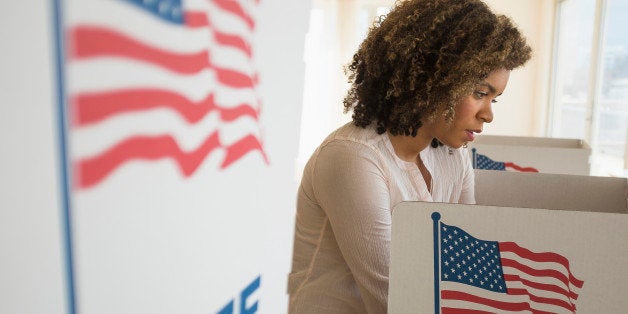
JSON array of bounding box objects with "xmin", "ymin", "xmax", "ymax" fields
[
  {"xmin": 491, "ymin": 98, "xmax": 499, "ymax": 103},
  {"xmin": 474, "ymin": 91, "xmax": 488, "ymax": 99}
]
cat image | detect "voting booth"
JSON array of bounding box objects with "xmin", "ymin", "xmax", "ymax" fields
[
  {"xmin": 468, "ymin": 135, "xmax": 592, "ymax": 175},
  {"xmin": 389, "ymin": 171, "xmax": 627, "ymax": 313}
]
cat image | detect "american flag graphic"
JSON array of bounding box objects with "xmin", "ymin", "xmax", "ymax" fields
[
  {"xmin": 437, "ymin": 221, "xmax": 584, "ymax": 313},
  {"xmin": 472, "ymin": 148, "xmax": 539, "ymax": 172},
  {"xmin": 66, "ymin": 0, "xmax": 266, "ymax": 189}
]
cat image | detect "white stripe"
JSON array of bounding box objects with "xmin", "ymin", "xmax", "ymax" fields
[
  {"xmin": 67, "ymin": 0, "xmax": 211, "ymax": 53},
  {"xmin": 67, "ymin": 60, "xmax": 257, "ymax": 106},
  {"xmin": 506, "ymin": 280, "xmax": 575, "ymax": 310},
  {"xmin": 442, "ymin": 299, "xmax": 528, "ymax": 313},
  {"xmin": 502, "ymin": 264, "xmax": 582, "ymax": 297},
  {"xmin": 501, "ymin": 251, "xmax": 579, "ymax": 282},
  {"xmin": 67, "ymin": 0, "xmax": 254, "ymax": 61},
  {"xmin": 71, "ymin": 109, "xmax": 260, "ymax": 159},
  {"xmin": 503, "ymin": 266, "xmax": 581, "ymax": 297},
  {"xmin": 206, "ymin": 0, "xmax": 255, "ymax": 36},
  {"xmin": 442, "ymin": 282, "xmax": 574, "ymax": 314}
]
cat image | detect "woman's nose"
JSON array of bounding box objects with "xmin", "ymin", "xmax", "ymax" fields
[{"xmin": 479, "ymin": 102, "xmax": 493, "ymax": 123}]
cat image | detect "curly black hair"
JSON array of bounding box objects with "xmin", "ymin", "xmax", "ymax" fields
[{"xmin": 343, "ymin": 0, "xmax": 532, "ymax": 137}]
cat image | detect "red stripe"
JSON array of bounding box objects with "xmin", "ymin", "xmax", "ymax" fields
[
  {"xmin": 504, "ymin": 162, "xmax": 538, "ymax": 172},
  {"xmin": 441, "ymin": 290, "xmax": 554, "ymax": 314},
  {"xmin": 220, "ymin": 134, "xmax": 268, "ymax": 169},
  {"xmin": 501, "ymin": 258, "xmax": 576, "ymax": 292},
  {"xmin": 442, "ymin": 308, "xmax": 493, "ymax": 314},
  {"xmin": 70, "ymin": 26, "xmax": 256, "ymax": 88},
  {"xmin": 507, "ymin": 288, "xmax": 576, "ymax": 312},
  {"xmin": 212, "ymin": 0, "xmax": 255, "ymax": 30},
  {"xmin": 185, "ymin": 11, "xmax": 210, "ymax": 28},
  {"xmin": 186, "ymin": 10, "xmax": 252, "ymax": 57},
  {"xmin": 70, "ymin": 26, "xmax": 210, "ymax": 74},
  {"xmin": 214, "ymin": 30, "xmax": 252, "ymax": 57},
  {"xmin": 500, "ymin": 242, "xmax": 584, "ymax": 289},
  {"xmin": 215, "ymin": 67, "xmax": 256, "ymax": 88},
  {"xmin": 72, "ymin": 89, "xmax": 259, "ymax": 126},
  {"xmin": 75, "ymin": 132, "xmax": 266, "ymax": 188},
  {"xmin": 504, "ymin": 274, "xmax": 578, "ymax": 301}
]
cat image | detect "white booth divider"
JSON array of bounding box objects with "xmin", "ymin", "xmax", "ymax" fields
[
  {"xmin": 468, "ymin": 135, "xmax": 591, "ymax": 175},
  {"xmin": 389, "ymin": 172, "xmax": 627, "ymax": 313},
  {"xmin": 1, "ymin": 1, "xmax": 310, "ymax": 313}
]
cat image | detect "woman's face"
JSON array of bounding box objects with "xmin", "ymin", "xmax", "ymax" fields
[{"xmin": 425, "ymin": 68, "xmax": 510, "ymax": 148}]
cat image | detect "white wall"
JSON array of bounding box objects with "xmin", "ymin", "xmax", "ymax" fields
[{"xmin": 483, "ymin": 0, "xmax": 556, "ymax": 137}]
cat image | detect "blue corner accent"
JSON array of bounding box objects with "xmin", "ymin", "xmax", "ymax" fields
[
  {"xmin": 217, "ymin": 300, "xmax": 234, "ymax": 314},
  {"xmin": 432, "ymin": 212, "xmax": 441, "ymax": 314},
  {"xmin": 52, "ymin": 0, "xmax": 77, "ymax": 313},
  {"xmin": 241, "ymin": 276, "xmax": 261, "ymax": 314}
]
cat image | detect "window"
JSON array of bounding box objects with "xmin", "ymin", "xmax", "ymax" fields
[
  {"xmin": 550, "ymin": 0, "xmax": 628, "ymax": 177},
  {"xmin": 297, "ymin": 0, "xmax": 394, "ymax": 175}
]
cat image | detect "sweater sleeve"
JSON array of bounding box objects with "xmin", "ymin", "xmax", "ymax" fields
[{"xmin": 311, "ymin": 140, "xmax": 391, "ymax": 314}]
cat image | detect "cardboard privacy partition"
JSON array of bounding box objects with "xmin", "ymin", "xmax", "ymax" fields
[
  {"xmin": 474, "ymin": 169, "xmax": 628, "ymax": 213},
  {"xmin": 389, "ymin": 172, "xmax": 627, "ymax": 313},
  {"xmin": 468, "ymin": 135, "xmax": 591, "ymax": 175}
]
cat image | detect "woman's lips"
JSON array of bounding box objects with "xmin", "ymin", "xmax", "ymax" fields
[{"xmin": 465, "ymin": 129, "xmax": 481, "ymax": 141}]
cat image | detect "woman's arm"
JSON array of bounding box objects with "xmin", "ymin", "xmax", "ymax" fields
[{"xmin": 312, "ymin": 140, "xmax": 391, "ymax": 313}]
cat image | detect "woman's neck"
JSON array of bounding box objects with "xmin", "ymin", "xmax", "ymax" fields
[{"xmin": 387, "ymin": 130, "xmax": 433, "ymax": 163}]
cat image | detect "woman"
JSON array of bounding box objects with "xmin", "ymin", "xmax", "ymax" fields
[{"xmin": 288, "ymin": 0, "xmax": 531, "ymax": 312}]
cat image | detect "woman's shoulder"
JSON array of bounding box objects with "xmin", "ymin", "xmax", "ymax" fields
[{"xmin": 322, "ymin": 122, "xmax": 386, "ymax": 149}]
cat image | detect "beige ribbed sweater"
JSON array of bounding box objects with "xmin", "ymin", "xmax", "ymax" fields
[{"xmin": 288, "ymin": 123, "xmax": 475, "ymax": 313}]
